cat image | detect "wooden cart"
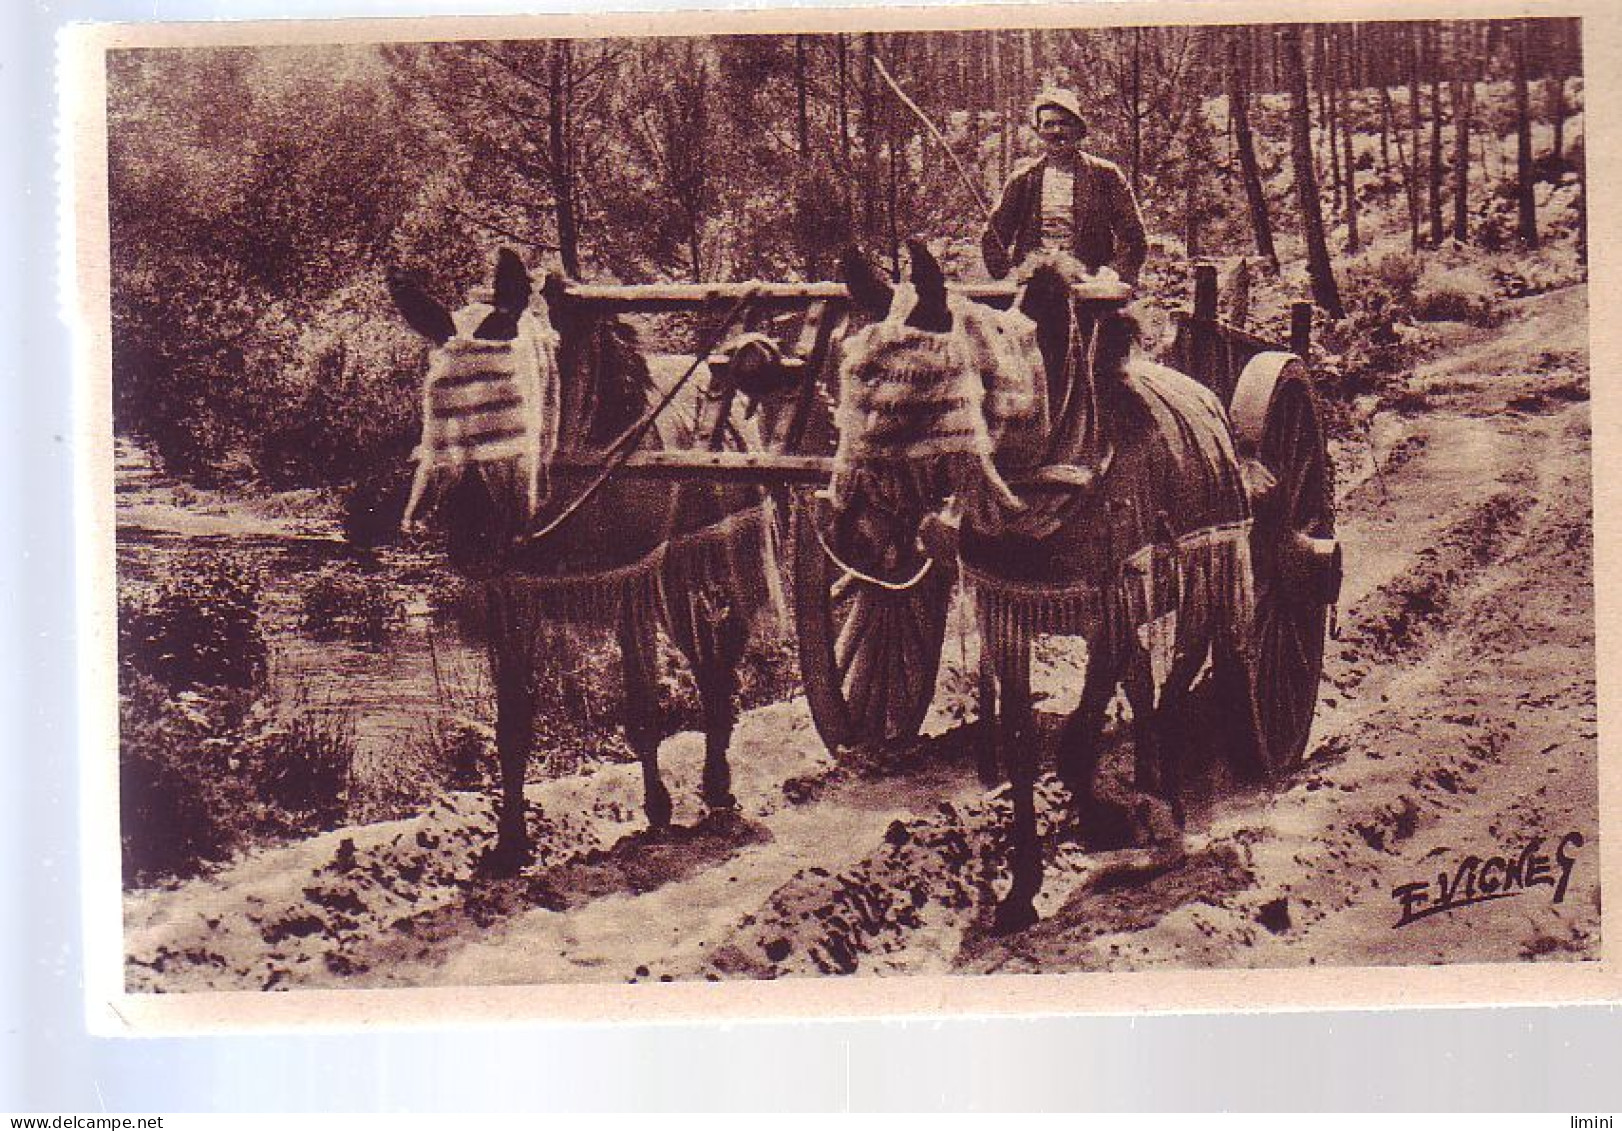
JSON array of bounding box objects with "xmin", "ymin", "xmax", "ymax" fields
[{"xmin": 551, "ymin": 263, "xmax": 1341, "ymax": 772}]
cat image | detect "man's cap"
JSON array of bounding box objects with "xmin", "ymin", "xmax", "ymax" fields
[{"xmin": 1031, "ymin": 89, "xmax": 1086, "ymax": 133}]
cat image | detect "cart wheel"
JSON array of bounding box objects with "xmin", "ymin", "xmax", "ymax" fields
[
  {"xmin": 1230, "ymin": 352, "xmax": 1341, "ymax": 773},
  {"xmin": 791, "ymin": 493, "xmax": 954, "ymax": 750}
]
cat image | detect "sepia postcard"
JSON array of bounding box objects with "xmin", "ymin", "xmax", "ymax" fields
[{"xmin": 67, "ymin": 0, "xmax": 1622, "ymax": 1032}]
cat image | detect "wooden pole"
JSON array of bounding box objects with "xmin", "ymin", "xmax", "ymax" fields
[
  {"xmin": 1194, "ymin": 262, "xmax": 1220, "ymax": 321},
  {"xmin": 1291, "ymin": 301, "xmax": 1314, "ymax": 359},
  {"xmin": 553, "ymin": 279, "xmax": 1131, "ymax": 313}
]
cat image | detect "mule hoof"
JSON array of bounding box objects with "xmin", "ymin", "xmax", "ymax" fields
[
  {"xmin": 475, "ymin": 839, "xmax": 532, "ymax": 878},
  {"xmin": 703, "ymin": 789, "xmax": 739, "ymax": 812},
  {"xmin": 645, "ymin": 787, "xmax": 674, "ymax": 830},
  {"xmin": 992, "ymin": 897, "xmax": 1039, "ymax": 935}
]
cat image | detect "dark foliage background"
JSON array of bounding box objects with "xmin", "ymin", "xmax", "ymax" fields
[{"xmin": 107, "ymin": 19, "xmax": 1584, "ymax": 486}]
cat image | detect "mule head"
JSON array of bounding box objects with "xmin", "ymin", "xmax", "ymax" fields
[{"xmin": 387, "ymin": 248, "xmax": 559, "ymax": 575}]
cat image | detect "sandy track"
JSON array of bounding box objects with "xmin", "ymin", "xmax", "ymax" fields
[{"xmin": 124, "ymin": 286, "xmax": 1599, "ymax": 990}]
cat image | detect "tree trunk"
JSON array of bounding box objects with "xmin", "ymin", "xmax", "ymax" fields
[
  {"xmin": 1550, "ymin": 70, "xmax": 1567, "ymax": 166},
  {"xmin": 1407, "ymin": 24, "xmax": 1423, "ymax": 250},
  {"xmin": 1451, "ymin": 24, "xmax": 1471, "ymax": 243},
  {"xmin": 1283, "ymin": 25, "xmax": 1343, "ymax": 318},
  {"xmin": 860, "ymin": 33, "xmax": 881, "ymax": 251},
  {"xmin": 1428, "ymin": 23, "xmax": 1444, "ymax": 247},
  {"xmin": 547, "ymin": 41, "xmax": 581, "ymax": 278},
  {"xmin": 1378, "ymin": 81, "xmax": 1393, "ymax": 174},
  {"xmin": 1228, "ymin": 28, "xmax": 1278, "ymax": 269},
  {"xmin": 794, "ymin": 36, "xmax": 810, "ymax": 159},
  {"xmin": 837, "ymin": 33, "xmax": 852, "ymax": 168},
  {"xmin": 1130, "ymin": 28, "xmax": 1143, "ymax": 197},
  {"xmin": 1338, "ymin": 27, "xmax": 1359, "ymax": 252},
  {"xmin": 1323, "ymin": 26, "xmax": 1344, "ymax": 214},
  {"xmin": 992, "ymin": 31, "xmax": 1005, "ymax": 183},
  {"xmin": 1515, "ymin": 18, "xmax": 1539, "ymax": 246},
  {"xmin": 886, "ymin": 36, "xmax": 902, "ymax": 277}
]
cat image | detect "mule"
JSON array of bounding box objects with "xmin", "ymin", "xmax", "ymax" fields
[
  {"xmin": 388, "ymin": 249, "xmax": 785, "ymax": 873},
  {"xmin": 838, "ymin": 241, "xmax": 1267, "ymax": 933}
]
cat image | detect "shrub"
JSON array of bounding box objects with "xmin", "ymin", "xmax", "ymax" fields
[
  {"xmin": 253, "ymin": 281, "xmax": 424, "ymax": 489},
  {"xmin": 1488, "ymin": 252, "xmax": 1585, "ymax": 300},
  {"xmin": 119, "ymin": 555, "xmax": 267, "ymax": 690},
  {"xmin": 120, "ymin": 681, "xmax": 361, "ymax": 883},
  {"xmin": 1412, "ymin": 265, "xmax": 1505, "ymax": 327},
  {"xmin": 1346, "ymin": 250, "xmax": 1423, "ymax": 316},
  {"xmin": 241, "ymin": 702, "xmax": 356, "ymax": 832},
  {"xmin": 118, "ymin": 672, "xmax": 257, "ymax": 883},
  {"xmin": 736, "ymin": 623, "xmax": 801, "ymax": 711},
  {"xmin": 350, "ymin": 716, "xmax": 495, "ymax": 824},
  {"xmin": 300, "ymin": 570, "xmax": 406, "ymax": 644}
]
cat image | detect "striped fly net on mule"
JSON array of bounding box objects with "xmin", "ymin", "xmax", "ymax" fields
[
  {"xmin": 826, "ymin": 286, "xmax": 1049, "ymax": 581},
  {"xmin": 403, "ymin": 300, "xmax": 562, "ymax": 532},
  {"xmin": 403, "ymin": 298, "xmax": 782, "ymax": 634}
]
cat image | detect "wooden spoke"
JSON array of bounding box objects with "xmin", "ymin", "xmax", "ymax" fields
[
  {"xmin": 835, "ymin": 594, "xmax": 878, "ymax": 685},
  {"xmin": 793, "ymin": 493, "xmax": 954, "ymax": 752},
  {"xmin": 1245, "ymin": 360, "xmax": 1336, "ymax": 772}
]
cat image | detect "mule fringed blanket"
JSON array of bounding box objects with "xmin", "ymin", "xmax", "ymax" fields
[
  {"xmin": 965, "ymin": 358, "xmax": 1256, "ymax": 692},
  {"xmin": 483, "ymin": 501, "xmax": 783, "ymax": 636},
  {"xmin": 966, "ymin": 518, "xmax": 1254, "ymax": 693},
  {"xmin": 404, "ymin": 303, "xmax": 562, "ymax": 529}
]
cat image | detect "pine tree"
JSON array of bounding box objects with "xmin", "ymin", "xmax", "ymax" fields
[
  {"xmin": 1228, "ymin": 27, "xmax": 1278, "ymax": 269},
  {"xmin": 1514, "ymin": 18, "xmax": 1540, "ymax": 246},
  {"xmin": 1282, "ymin": 25, "xmax": 1343, "ymax": 317}
]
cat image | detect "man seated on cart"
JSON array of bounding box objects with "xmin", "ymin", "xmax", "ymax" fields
[{"xmin": 980, "ymin": 88, "xmax": 1149, "ymax": 287}]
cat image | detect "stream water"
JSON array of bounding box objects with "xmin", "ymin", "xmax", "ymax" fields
[{"xmin": 113, "ymin": 441, "xmax": 496, "ymax": 800}]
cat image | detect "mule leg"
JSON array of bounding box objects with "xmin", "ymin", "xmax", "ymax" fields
[
  {"xmin": 617, "ymin": 605, "xmax": 672, "ymax": 830},
  {"xmin": 486, "ymin": 581, "xmax": 535, "ymax": 873},
  {"xmin": 1124, "ymin": 648, "xmax": 1158, "ymax": 796},
  {"xmin": 993, "ymin": 636, "xmax": 1041, "ymax": 935},
  {"xmin": 1054, "ymin": 636, "xmax": 1139, "ymax": 851},
  {"xmin": 975, "ymin": 640, "xmax": 1000, "ymax": 787},
  {"xmin": 697, "ymin": 593, "xmax": 749, "ymax": 811},
  {"xmin": 666, "ymin": 581, "xmax": 747, "ymax": 813},
  {"xmin": 1148, "ymin": 644, "xmax": 1212, "ymax": 829},
  {"xmin": 1055, "ymin": 636, "xmax": 1128, "ymax": 806}
]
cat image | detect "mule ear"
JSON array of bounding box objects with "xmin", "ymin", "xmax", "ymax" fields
[
  {"xmin": 388, "ymin": 269, "xmax": 455, "ymax": 346},
  {"xmin": 1016, "ymin": 262, "xmax": 1067, "ymax": 322},
  {"xmin": 540, "ymin": 271, "xmax": 571, "ymax": 306},
  {"xmin": 904, "ymin": 238, "xmax": 951, "ymax": 333},
  {"xmin": 1095, "ymin": 311, "xmax": 1140, "ymax": 380},
  {"xmin": 492, "ymin": 248, "xmax": 532, "ymax": 314},
  {"xmin": 839, "ymin": 243, "xmax": 893, "ymax": 317}
]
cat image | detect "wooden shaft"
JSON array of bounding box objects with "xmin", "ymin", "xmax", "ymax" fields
[
  {"xmin": 548, "ymin": 450, "xmax": 1102, "ymax": 493},
  {"xmin": 554, "ymin": 280, "xmax": 1132, "ymax": 314}
]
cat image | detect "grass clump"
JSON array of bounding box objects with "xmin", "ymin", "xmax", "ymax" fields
[
  {"xmin": 1412, "ymin": 263, "xmax": 1506, "ymax": 327},
  {"xmin": 299, "ymin": 569, "xmax": 406, "ymax": 645},
  {"xmin": 118, "ymin": 550, "xmax": 360, "ymax": 884}
]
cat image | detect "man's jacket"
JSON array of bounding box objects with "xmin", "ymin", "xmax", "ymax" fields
[{"xmin": 980, "ymin": 154, "xmax": 1149, "ymax": 283}]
